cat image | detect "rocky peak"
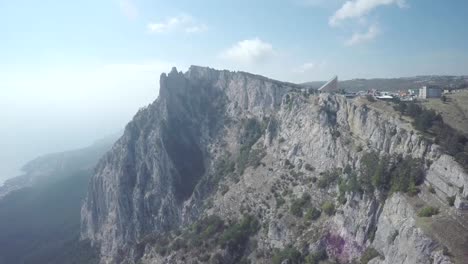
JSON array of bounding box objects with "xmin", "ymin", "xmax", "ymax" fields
[{"xmin": 81, "ymin": 66, "xmax": 468, "ymax": 264}]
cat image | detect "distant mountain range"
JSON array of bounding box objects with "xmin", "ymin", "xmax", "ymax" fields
[{"xmin": 303, "ymin": 75, "xmax": 468, "ymax": 92}]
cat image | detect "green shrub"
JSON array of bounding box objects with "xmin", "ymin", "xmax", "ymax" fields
[
  {"xmin": 447, "ymin": 195, "xmax": 456, "ymax": 206},
  {"xmin": 221, "ymin": 215, "xmax": 259, "ymax": 248},
  {"xmin": 407, "ymin": 181, "xmax": 419, "ymax": 197},
  {"xmin": 304, "ymin": 249, "xmax": 327, "ymax": 264},
  {"xmin": 343, "ymin": 165, "xmax": 352, "ymax": 175},
  {"xmin": 290, "ymin": 170, "xmax": 305, "ymax": 179},
  {"xmin": 237, "ymin": 118, "xmax": 265, "ymax": 174},
  {"xmin": 360, "ymin": 152, "xmax": 380, "ymax": 193},
  {"xmin": 276, "ymin": 197, "xmax": 285, "ymax": 208},
  {"xmin": 360, "ymin": 247, "xmax": 381, "ymax": 264},
  {"xmin": 284, "ymin": 159, "xmax": 295, "ymax": 169},
  {"xmin": 190, "ymin": 215, "xmax": 225, "ymax": 241},
  {"xmin": 417, "ymin": 206, "xmax": 439, "ymax": 217},
  {"xmin": 317, "ymin": 169, "xmax": 340, "ymax": 189},
  {"xmin": 390, "ymin": 156, "xmax": 424, "ymax": 194},
  {"xmin": 290, "ymin": 194, "xmax": 311, "ymax": 217},
  {"xmin": 272, "ymin": 246, "xmax": 302, "ymax": 264},
  {"xmin": 304, "ymin": 207, "xmax": 321, "ymax": 221},
  {"xmin": 360, "ymin": 152, "xmax": 424, "ymax": 197},
  {"xmin": 170, "ymin": 238, "xmax": 187, "ymax": 251},
  {"xmin": 356, "ymin": 145, "xmax": 363, "ymax": 152},
  {"xmin": 321, "ymin": 201, "xmax": 335, "ymax": 216},
  {"xmin": 304, "ymin": 163, "xmax": 315, "ymax": 171}
]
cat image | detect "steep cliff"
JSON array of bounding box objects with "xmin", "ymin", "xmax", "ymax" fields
[{"xmin": 81, "ymin": 66, "xmax": 468, "ymax": 264}]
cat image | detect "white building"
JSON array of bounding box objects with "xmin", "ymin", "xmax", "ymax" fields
[{"xmin": 419, "ymin": 86, "xmax": 442, "ymax": 99}]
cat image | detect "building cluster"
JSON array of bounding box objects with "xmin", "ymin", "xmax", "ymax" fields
[
  {"xmin": 315, "ymin": 76, "xmax": 462, "ymax": 102},
  {"xmin": 360, "ymin": 85, "xmax": 446, "ymax": 101}
]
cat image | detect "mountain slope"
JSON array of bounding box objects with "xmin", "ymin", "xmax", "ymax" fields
[{"xmin": 81, "ymin": 66, "xmax": 468, "ymax": 264}]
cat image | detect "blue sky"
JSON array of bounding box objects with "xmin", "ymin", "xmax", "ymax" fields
[
  {"xmin": 0, "ymin": 0, "xmax": 468, "ymax": 182},
  {"xmin": 2, "ymin": 0, "xmax": 468, "ymax": 81}
]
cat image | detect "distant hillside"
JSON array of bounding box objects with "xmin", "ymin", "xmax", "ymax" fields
[
  {"xmin": 420, "ymin": 90, "xmax": 468, "ymax": 135},
  {"xmin": 0, "ymin": 134, "xmax": 117, "ymax": 199},
  {"xmin": 303, "ymin": 76, "xmax": 468, "ymax": 92},
  {"xmin": 0, "ymin": 135, "xmax": 117, "ymax": 264}
]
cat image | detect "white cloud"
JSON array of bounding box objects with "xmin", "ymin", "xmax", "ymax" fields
[
  {"xmin": 298, "ymin": 0, "xmax": 343, "ymax": 7},
  {"xmin": 293, "ymin": 61, "xmax": 326, "ymax": 73},
  {"xmin": 220, "ymin": 38, "xmax": 275, "ymax": 65},
  {"xmin": 330, "ymin": 0, "xmax": 407, "ymax": 26},
  {"xmin": 147, "ymin": 14, "xmax": 207, "ymax": 34},
  {"xmin": 119, "ymin": 0, "xmax": 138, "ymax": 20},
  {"xmin": 185, "ymin": 24, "xmax": 209, "ymax": 33},
  {"xmin": 345, "ymin": 24, "xmax": 380, "ymax": 46}
]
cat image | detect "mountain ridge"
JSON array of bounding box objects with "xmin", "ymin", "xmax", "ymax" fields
[{"xmin": 81, "ymin": 66, "xmax": 468, "ymax": 263}]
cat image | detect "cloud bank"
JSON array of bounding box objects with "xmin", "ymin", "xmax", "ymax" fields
[
  {"xmin": 330, "ymin": 0, "xmax": 407, "ymax": 26},
  {"xmin": 345, "ymin": 24, "xmax": 380, "ymax": 46},
  {"xmin": 147, "ymin": 14, "xmax": 207, "ymax": 34},
  {"xmin": 220, "ymin": 38, "xmax": 275, "ymax": 65}
]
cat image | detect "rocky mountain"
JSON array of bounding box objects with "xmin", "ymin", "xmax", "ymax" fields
[
  {"xmin": 0, "ymin": 136, "xmax": 117, "ymax": 264},
  {"xmin": 81, "ymin": 66, "xmax": 468, "ymax": 264}
]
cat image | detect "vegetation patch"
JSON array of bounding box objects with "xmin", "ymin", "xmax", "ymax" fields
[
  {"xmin": 393, "ymin": 101, "xmax": 468, "ymax": 171},
  {"xmin": 317, "ymin": 169, "xmax": 341, "ymax": 189},
  {"xmin": 145, "ymin": 214, "xmax": 260, "ymax": 263},
  {"xmin": 304, "ymin": 249, "xmax": 327, "ymax": 264},
  {"xmin": 237, "ymin": 118, "xmax": 267, "ymax": 174},
  {"xmin": 275, "ymin": 196, "xmax": 286, "ymax": 209},
  {"xmin": 221, "ymin": 215, "xmax": 260, "ymax": 250},
  {"xmin": 321, "ymin": 201, "xmax": 336, "ymax": 216},
  {"xmin": 290, "ymin": 193, "xmax": 311, "ymax": 217},
  {"xmin": 359, "ymin": 152, "xmax": 425, "ymax": 198},
  {"xmin": 417, "ymin": 206, "xmax": 440, "ymax": 217},
  {"xmin": 447, "ymin": 195, "xmax": 456, "ymax": 207},
  {"xmin": 360, "ymin": 247, "xmax": 381, "ymax": 264},
  {"xmin": 304, "ymin": 163, "xmax": 315, "ymax": 171},
  {"xmin": 272, "ymin": 246, "xmax": 302, "ymax": 264},
  {"xmin": 304, "ymin": 207, "xmax": 321, "ymax": 221}
]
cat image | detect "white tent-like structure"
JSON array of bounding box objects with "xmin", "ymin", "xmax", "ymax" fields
[{"xmin": 318, "ymin": 76, "xmax": 338, "ymax": 92}]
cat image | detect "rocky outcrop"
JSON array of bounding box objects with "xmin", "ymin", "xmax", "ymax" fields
[
  {"xmin": 81, "ymin": 66, "xmax": 296, "ymax": 262},
  {"xmin": 81, "ymin": 66, "xmax": 468, "ymax": 264},
  {"xmin": 370, "ymin": 194, "xmax": 443, "ymax": 264}
]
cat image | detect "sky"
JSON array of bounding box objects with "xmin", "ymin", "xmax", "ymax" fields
[{"xmin": 1, "ymin": 0, "xmax": 468, "ymax": 183}]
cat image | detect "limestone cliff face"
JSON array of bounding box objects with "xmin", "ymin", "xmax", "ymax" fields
[
  {"xmin": 81, "ymin": 66, "xmax": 294, "ymax": 261},
  {"xmin": 81, "ymin": 66, "xmax": 468, "ymax": 264}
]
